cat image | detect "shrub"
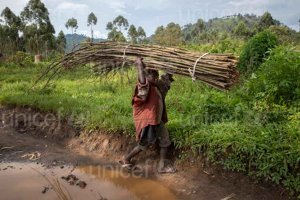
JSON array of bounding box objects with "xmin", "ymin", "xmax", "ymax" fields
[
  {"xmin": 6, "ymin": 51, "xmax": 34, "ymax": 67},
  {"xmin": 238, "ymin": 30, "xmax": 278, "ymax": 73},
  {"xmin": 246, "ymin": 46, "xmax": 300, "ymax": 104},
  {"xmin": 182, "ymin": 39, "xmax": 244, "ymax": 56},
  {"xmin": 268, "ymin": 25, "xmax": 300, "ymax": 45}
]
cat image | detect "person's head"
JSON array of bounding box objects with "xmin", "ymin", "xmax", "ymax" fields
[
  {"xmin": 146, "ymin": 69, "xmax": 159, "ymax": 82},
  {"xmin": 161, "ymin": 73, "xmax": 175, "ymax": 82}
]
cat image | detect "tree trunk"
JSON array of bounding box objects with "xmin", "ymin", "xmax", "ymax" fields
[
  {"xmin": 34, "ymin": 54, "xmax": 42, "ymax": 63},
  {"xmin": 91, "ymin": 25, "xmax": 94, "ymax": 43}
]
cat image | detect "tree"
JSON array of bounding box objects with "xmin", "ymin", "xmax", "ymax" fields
[
  {"xmin": 234, "ymin": 21, "xmax": 250, "ymax": 38},
  {"xmin": 191, "ymin": 19, "xmax": 206, "ymax": 37},
  {"xmin": 153, "ymin": 25, "xmax": 165, "ymax": 45},
  {"xmin": 258, "ymin": 12, "xmax": 275, "ymax": 31},
  {"xmin": 1, "ymin": 7, "xmax": 21, "ymax": 27},
  {"xmin": 128, "ymin": 25, "xmax": 138, "ymax": 43},
  {"xmin": 183, "ymin": 19, "xmax": 206, "ymax": 42},
  {"xmin": 137, "ymin": 26, "xmax": 146, "ymax": 43},
  {"xmin": 1, "ymin": 7, "xmax": 22, "ymax": 53},
  {"xmin": 65, "ymin": 18, "xmax": 78, "ymax": 35},
  {"xmin": 107, "ymin": 28, "xmax": 126, "ymax": 42},
  {"xmin": 238, "ymin": 30, "xmax": 278, "ymax": 73},
  {"xmin": 153, "ymin": 23, "xmax": 182, "ymax": 46},
  {"xmin": 106, "ymin": 16, "xmax": 129, "ymax": 42},
  {"xmin": 21, "ymin": 0, "xmax": 55, "ymax": 54},
  {"xmin": 268, "ymin": 25, "xmax": 300, "ymax": 44},
  {"xmin": 56, "ymin": 31, "xmax": 66, "ymax": 53},
  {"xmin": 113, "ymin": 15, "xmax": 129, "ymax": 32},
  {"xmin": 87, "ymin": 12, "xmax": 97, "ymax": 42},
  {"xmin": 65, "ymin": 18, "xmax": 78, "ymax": 48}
]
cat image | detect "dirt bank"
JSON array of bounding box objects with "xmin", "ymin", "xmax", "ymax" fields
[{"xmin": 0, "ymin": 105, "xmax": 293, "ymax": 200}]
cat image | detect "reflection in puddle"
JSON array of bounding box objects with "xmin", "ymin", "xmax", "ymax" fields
[
  {"xmin": 0, "ymin": 162, "xmax": 177, "ymax": 200},
  {"xmin": 78, "ymin": 165, "xmax": 177, "ymax": 200}
]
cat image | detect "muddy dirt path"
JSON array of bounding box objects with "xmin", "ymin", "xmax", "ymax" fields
[{"xmin": 0, "ymin": 106, "xmax": 292, "ymax": 200}]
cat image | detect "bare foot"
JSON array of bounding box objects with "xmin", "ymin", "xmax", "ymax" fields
[
  {"xmin": 118, "ymin": 157, "xmax": 133, "ymax": 170},
  {"xmin": 157, "ymin": 161, "xmax": 176, "ymax": 174}
]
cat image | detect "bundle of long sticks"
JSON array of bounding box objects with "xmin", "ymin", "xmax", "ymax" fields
[{"xmin": 37, "ymin": 42, "xmax": 239, "ymax": 90}]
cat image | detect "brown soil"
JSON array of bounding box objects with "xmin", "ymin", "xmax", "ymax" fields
[{"xmin": 0, "ymin": 105, "xmax": 294, "ymax": 200}]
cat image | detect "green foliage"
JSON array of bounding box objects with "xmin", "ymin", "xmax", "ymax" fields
[
  {"xmin": 137, "ymin": 26, "xmax": 146, "ymax": 43},
  {"xmin": 257, "ymin": 12, "xmax": 277, "ymax": 32},
  {"xmin": 128, "ymin": 25, "xmax": 147, "ymax": 44},
  {"xmin": 267, "ymin": 25, "xmax": 300, "ymax": 45},
  {"xmin": 153, "ymin": 23, "xmax": 182, "ymax": 46},
  {"xmin": 65, "ymin": 18, "xmax": 78, "ymax": 34},
  {"xmin": 87, "ymin": 12, "xmax": 97, "ymax": 42},
  {"xmin": 5, "ymin": 51, "xmax": 33, "ymax": 66},
  {"xmin": 238, "ymin": 30, "xmax": 278, "ymax": 73},
  {"xmin": 128, "ymin": 25, "xmax": 138, "ymax": 43},
  {"xmin": 246, "ymin": 46, "xmax": 300, "ymax": 104},
  {"xmin": 234, "ymin": 21, "xmax": 251, "ymax": 39},
  {"xmin": 20, "ymin": 0, "xmax": 55, "ymax": 54},
  {"xmin": 0, "ymin": 7, "xmax": 22, "ymax": 54},
  {"xmin": 87, "ymin": 12, "xmax": 97, "ymax": 27},
  {"xmin": 183, "ymin": 14, "xmax": 260, "ymax": 44},
  {"xmin": 112, "ymin": 15, "xmax": 129, "ymax": 31},
  {"xmin": 107, "ymin": 28, "xmax": 126, "ymax": 42},
  {"xmin": 56, "ymin": 31, "xmax": 67, "ymax": 53},
  {"xmin": 183, "ymin": 19, "xmax": 206, "ymax": 42},
  {"xmin": 190, "ymin": 121, "xmax": 300, "ymax": 194},
  {"xmin": 65, "ymin": 18, "xmax": 78, "ymax": 49},
  {"xmin": 184, "ymin": 39, "xmax": 244, "ymax": 55},
  {"xmin": 106, "ymin": 15, "xmax": 129, "ymax": 42}
]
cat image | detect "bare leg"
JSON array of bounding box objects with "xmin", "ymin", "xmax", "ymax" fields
[
  {"xmin": 123, "ymin": 146, "xmax": 143, "ymax": 164},
  {"xmin": 158, "ymin": 147, "xmax": 168, "ymax": 170},
  {"xmin": 157, "ymin": 147, "xmax": 176, "ymax": 173}
]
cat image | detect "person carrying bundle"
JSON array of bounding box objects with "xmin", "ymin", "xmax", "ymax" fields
[{"xmin": 119, "ymin": 57, "xmax": 176, "ymax": 173}]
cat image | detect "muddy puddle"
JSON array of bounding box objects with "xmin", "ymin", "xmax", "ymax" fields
[{"xmin": 0, "ymin": 162, "xmax": 177, "ymax": 200}]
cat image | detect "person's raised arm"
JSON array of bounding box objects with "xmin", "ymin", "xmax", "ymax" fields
[{"xmin": 135, "ymin": 57, "xmax": 146, "ymax": 84}]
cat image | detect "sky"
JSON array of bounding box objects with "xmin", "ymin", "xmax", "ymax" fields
[{"xmin": 0, "ymin": 0, "xmax": 299, "ymax": 39}]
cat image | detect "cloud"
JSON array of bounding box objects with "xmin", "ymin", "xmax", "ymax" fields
[
  {"xmin": 228, "ymin": 0, "xmax": 268, "ymax": 7},
  {"xmin": 107, "ymin": 1, "xmax": 125, "ymax": 13},
  {"xmin": 0, "ymin": 0, "xmax": 27, "ymax": 13},
  {"xmin": 77, "ymin": 30, "xmax": 107, "ymax": 39},
  {"xmin": 93, "ymin": 31, "xmax": 107, "ymax": 39},
  {"xmin": 57, "ymin": 2, "xmax": 89, "ymax": 10}
]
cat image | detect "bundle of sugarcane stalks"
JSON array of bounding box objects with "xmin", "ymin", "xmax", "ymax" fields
[{"xmin": 37, "ymin": 42, "xmax": 239, "ymax": 90}]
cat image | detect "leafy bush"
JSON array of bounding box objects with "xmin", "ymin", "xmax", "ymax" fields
[
  {"xmin": 246, "ymin": 46, "xmax": 300, "ymax": 104},
  {"xmin": 238, "ymin": 30, "xmax": 278, "ymax": 73},
  {"xmin": 183, "ymin": 39, "xmax": 244, "ymax": 55},
  {"xmin": 6, "ymin": 51, "xmax": 34, "ymax": 67},
  {"xmin": 43, "ymin": 51, "xmax": 63, "ymax": 62},
  {"xmin": 268, "ymin": 25, "xmax": 300, "ymax": 45}
]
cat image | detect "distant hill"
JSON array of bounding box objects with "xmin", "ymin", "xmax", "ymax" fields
[
  {"xmin": 65, "ymin": 34, "xmax": 106, "ymax": 52},
  {"xmin": 181, "ymin": 13, "xmax": 299, "ymax": 43}
]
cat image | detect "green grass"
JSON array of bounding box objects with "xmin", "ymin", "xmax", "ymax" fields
[{"xmin": 0, "ymin": 55, "xmax": 299, "ymax": 196}]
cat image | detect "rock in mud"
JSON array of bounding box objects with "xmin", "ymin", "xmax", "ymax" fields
[
  {"xmin": 69, "ymin": 180, "xmax": 75, "ymax": 185},
  {"xmin": 61, "ymin": 174, "xmax": 87, "ymax": 189},
  {"xmin": 52, "ymin": 160, "xmax": 57, "ymax": 166},
  {"xmin": 77, "ymin": 181, "xmax": 87, "ymax": 189},
  {"xmin": 42, "ymin": 186, "xmax": 49, "ymax": 194}
]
